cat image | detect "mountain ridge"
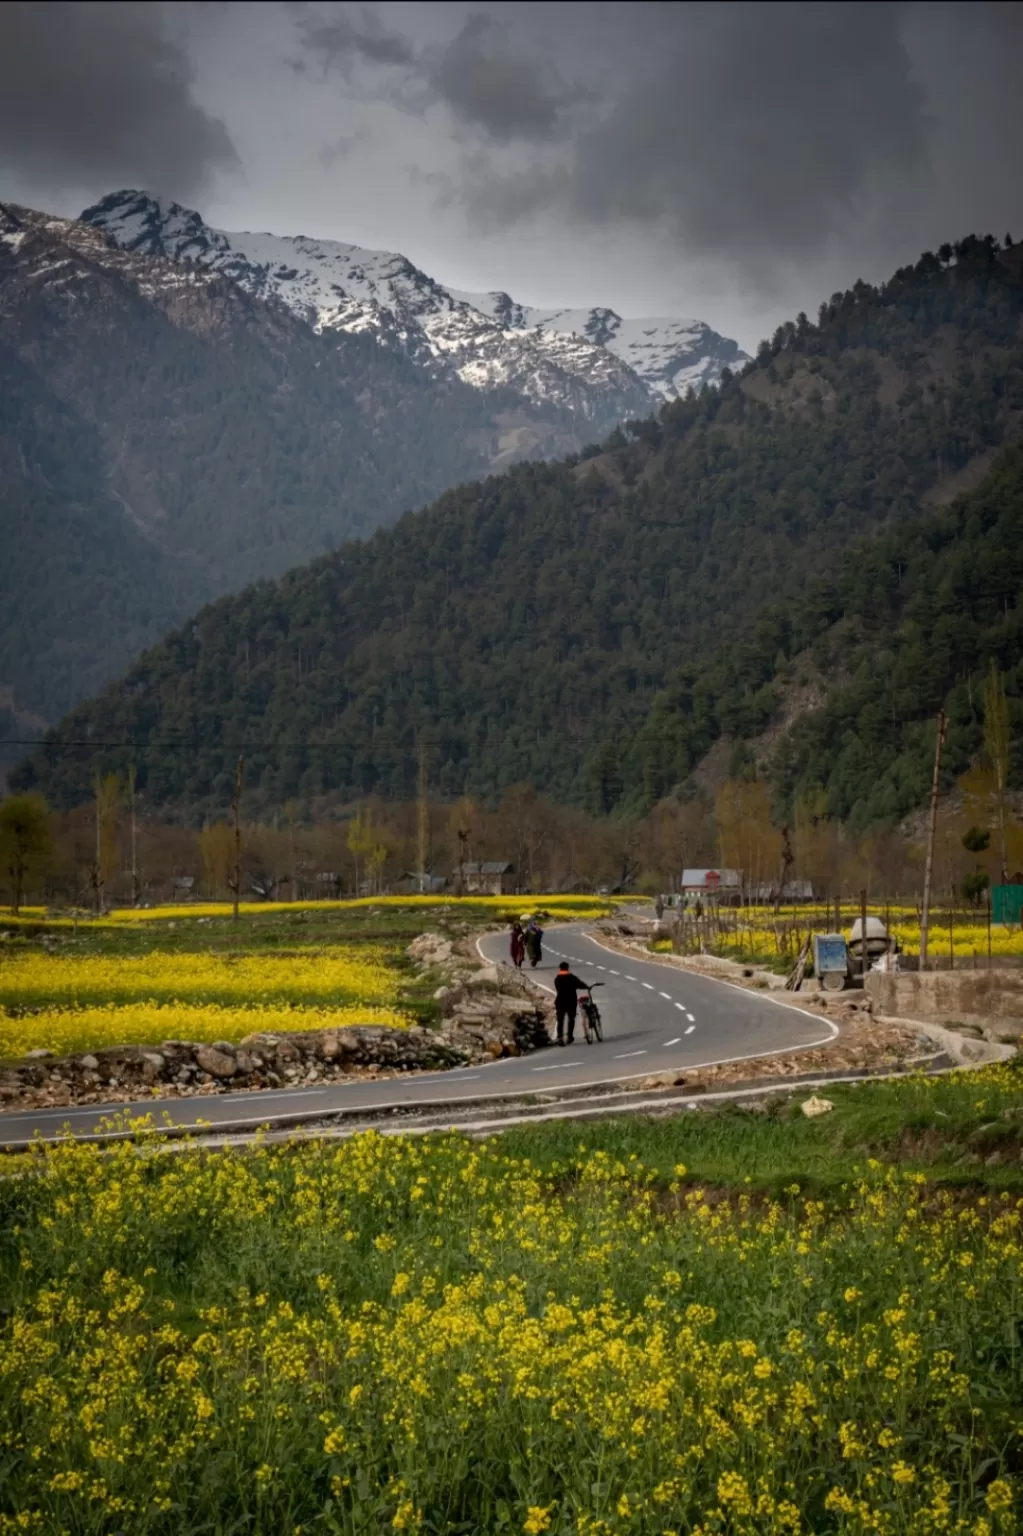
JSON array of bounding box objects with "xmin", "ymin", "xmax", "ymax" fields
[
  {"xmin": 83, "ymin": 190, "xmax": 747, "ymax": 408},
  {"xmin": 0, "ymin": 198, "xmax": 571, "ymax": 722}
]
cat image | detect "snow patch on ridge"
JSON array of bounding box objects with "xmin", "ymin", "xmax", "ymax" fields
[{"xmin": 83, "ymin": 190, "xmax": 747, "ymax": 413}]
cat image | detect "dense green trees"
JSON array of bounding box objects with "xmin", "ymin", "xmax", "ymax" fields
[
  {"xmin": 14, "ymin": 236, "xmax": 1023, "ymax": 828},
  {"xmin": 1, "ymin": 207, "xmax": 606, "ymax": 721},
  {"xmin": 0, "ymin": 794, "xmax": 52, "ymax": 913}
]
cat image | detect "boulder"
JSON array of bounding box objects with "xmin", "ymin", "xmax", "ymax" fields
[
  {"xmin": 466, "ymin": 966, "xmax": 501, "ymax": 990},
  {"xmin": 140, "ymin": 1051, "xmax": 165, "ymax": 1082},
  {"xmin": 194, "ymin": 1044, "xmax": 238, "ymax": 1079},
  {"xmin": 79, "ymin": 1055, "xmax": 100, "ymax": 1071}
]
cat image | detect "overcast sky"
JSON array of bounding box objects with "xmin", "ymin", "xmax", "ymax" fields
[{"xmin": 1, "ymin": 0, "xmax": 1021, "ymax": 350}]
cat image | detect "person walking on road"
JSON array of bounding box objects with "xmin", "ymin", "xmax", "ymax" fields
[
  {"xmin": 509, "ymin": 920, "xmax": 526, "ymax": 969},
  {"xmin": 524, "ymin": 918, "xmax": 543, "ymax": 968},
  {"xmin": 553, "ymin": 961, "xmax": 590, "ymax": 1046}
]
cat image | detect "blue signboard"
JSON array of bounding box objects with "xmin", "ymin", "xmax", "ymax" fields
[{"xmin": 813, "ymin": 934, "xmax": 848, "ymax": 975}]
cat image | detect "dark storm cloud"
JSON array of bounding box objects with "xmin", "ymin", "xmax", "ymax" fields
[
  {"xmin": 461, "ymin": 2, "xmax": 929, "ymax": 275},
  {"xmin": 0, "ymin": 1, "xmax": 237, "ymax": 199},
  {"xmin": 294, "ymin": 5, "xmax": 579, "ymax": 142},
  {"xmin": 427, "ymin": 13, "xmax": 581, "ymax": 143},
  {"xmin": 292, "ymin": 0, "xmax": 1023, "ymax": 300},
  {"xmin": 291, "ymin": 5, "xmax": 417, "ymax": 73}
]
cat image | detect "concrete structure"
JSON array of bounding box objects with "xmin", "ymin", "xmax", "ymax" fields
[{"xmin": 865, "ymin": 968, "xmax": 1023, "ymax": 1044}]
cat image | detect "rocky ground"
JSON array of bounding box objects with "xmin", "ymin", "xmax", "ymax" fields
[{"xmin": 0, "ymin": 931, "xmax": 552, "ymax": 1113}]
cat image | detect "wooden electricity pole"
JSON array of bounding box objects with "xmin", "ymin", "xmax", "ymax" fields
[
  {"xmin": 128, "ymin": 763, "xmax": 139, "ymax": 907},
  {"xmin": 416, "ymin": 742, "xmax": 429, "ymax": 894},
  {"xmin": 919, "ymin": 711, "xmax": 948, "ymax": 973},
  {"xmin": 229, "ymin": 756, "xmax": 245, "ymax": 921}
]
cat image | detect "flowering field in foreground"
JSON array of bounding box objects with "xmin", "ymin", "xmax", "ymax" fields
[
  {"xmin": 0, "ymin": 1108, "xmax": 1020, "ymax": 1534},
  {"xmin": 0, "ymin": 948, "xmax": 409, "ymax": 1059}
]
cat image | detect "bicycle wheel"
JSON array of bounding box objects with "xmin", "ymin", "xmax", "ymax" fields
[
  {"xmin": 580, "ymin": 1008, "xmax": 592, "ymax": 1044},
  {"xmin": 589, "ymin": 1005, "xmax": 603, "ymax": 1042}
]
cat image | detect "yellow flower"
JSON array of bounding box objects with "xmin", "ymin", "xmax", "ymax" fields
[
  {"xmin": 523, "ymin": 1506, "xmax": 554, "ymax": 1534},
  {"xmin": 986, "ymin": 1480, "xmax": 1013, "ymax": 1516}
]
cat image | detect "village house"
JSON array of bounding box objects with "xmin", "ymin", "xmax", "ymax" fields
[
  {"xmin": 679, "ymin": 868, "xmax": 742, "ymax": 906},
  {"xmin": 460, "ymin": 861, "xmax": 515, "ymax": 896}
]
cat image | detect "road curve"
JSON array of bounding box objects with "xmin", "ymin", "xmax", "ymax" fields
[{"xmin": 0, "ymin": 924, "xmax": 837, "ymax": 1147}]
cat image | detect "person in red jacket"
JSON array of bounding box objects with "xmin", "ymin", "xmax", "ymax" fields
[{"xmin": 553, "ymin": 961, "xmax": 590, "ymax": 1046}]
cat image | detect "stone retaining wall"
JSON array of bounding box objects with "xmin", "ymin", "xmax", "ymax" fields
[{"xmin": 864, "ymin": 969, "xmax": 1023, "ymax": 1043}]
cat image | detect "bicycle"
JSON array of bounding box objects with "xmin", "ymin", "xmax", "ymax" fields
[{"xmin": 579, "ymin": 982, "xmax": 604, "ymax": 1044}]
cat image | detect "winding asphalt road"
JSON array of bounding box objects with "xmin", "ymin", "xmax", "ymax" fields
[{"xmin": 0, "ymin": 925, "xmax": 837, "ymax": 1148}]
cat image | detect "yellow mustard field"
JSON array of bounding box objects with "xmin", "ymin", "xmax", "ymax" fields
[
  {"xmin": 0, "ymin": 894, "xmax": 618, "ymax": 925},
  {"xmin": 695, "ymin": 907, "xmax": 1023, "ymax": 965},
  {"xmin": 0, "ymin": 1002, "xmax": 409, "ymax": 1061},
  {"xmin": 0, "ymin": 948, "xmax": 409, "ymax": 1059},
  {"xmin": 0, "ymin": 1113, "xmax": 1019, "ymax": 1534}
]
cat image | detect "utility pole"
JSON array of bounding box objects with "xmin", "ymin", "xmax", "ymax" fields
[
  {"xmin": 920, "ymin": 710, "xmax": 948, "ymax": 973},
  {"xmin": 128, "ymin": 763, "xmax": 139, "ymax": 907},
  {"xmin": 94, "ymin": 770, "xmax": 103, "ymax": 916},
  {"xmin": 229, "ymin": 756, "xmax": 245, "ymax": 921},
  {"xmin": 416, "ymin": 742, "xmax": 429, "ymax": 893},
  {"xmin": 859, "ymin": 887, "xmax": 868, "ymax": 980}
]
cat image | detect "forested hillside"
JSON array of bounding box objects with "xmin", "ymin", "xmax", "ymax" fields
[
  {"xmin": 17, "ymin": 236, "xmax": 1023, "ymax": 826},
  {"xmin": 0, "ymin": 203, "xmax": 596, "ymax": 723}
]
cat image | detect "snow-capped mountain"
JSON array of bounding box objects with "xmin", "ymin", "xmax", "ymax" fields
[
  {"xmin": 83, "ymin": 191, "xmax": 746, "ymax": 415},
  {"xmin": 448, "ymin": 295, "xmax": 748, "ymax": 399}
]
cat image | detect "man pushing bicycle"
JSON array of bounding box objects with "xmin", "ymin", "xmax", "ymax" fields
[{"xmin": 553, "ymin": 961, "xmax": 594, "ymax": 1046}]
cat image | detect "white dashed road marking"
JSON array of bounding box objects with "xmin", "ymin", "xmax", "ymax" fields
[
  {"xmin": 614, "ymin": 1050, "xmax": 647, "ymax": 1060},
  {"xmin": 664, "ymin": 1037, "xmax": 681, "ymax": 1046},
  {"xmin": 532, "ymin": 1061, "xmax": 583, "ymax": 1071},
  {"xmin": 641, "ymin": 982, "xmax": 655, "ymax": 991},
  {"xmin": 674, "ymin": 1002, "xmax": 687, "ymax": 1012},
  {"xmin": 685, "ymin": 1025, "xmax": 696, "ymax": 1035},
  {"xmin": 625, "ymin": 976, "xmax": 637, "ymax": 982},
  {"xmin": 658, "ymin": 991, "xmax": 672, "ymax": 1000}
]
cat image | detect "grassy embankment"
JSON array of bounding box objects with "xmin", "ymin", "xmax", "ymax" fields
[
  {"xmin": 1, "ymin": 1065, "xmax": 1022, "ymax": 1533},
  {"xmin": 0, "ymin": 897, "xmax": 613, "ymax": 1060}
]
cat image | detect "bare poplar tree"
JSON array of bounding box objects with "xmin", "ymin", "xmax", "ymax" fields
[{"xmin": 983, "ymin": 662, "xmax": 1010, "ymax": 885}]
